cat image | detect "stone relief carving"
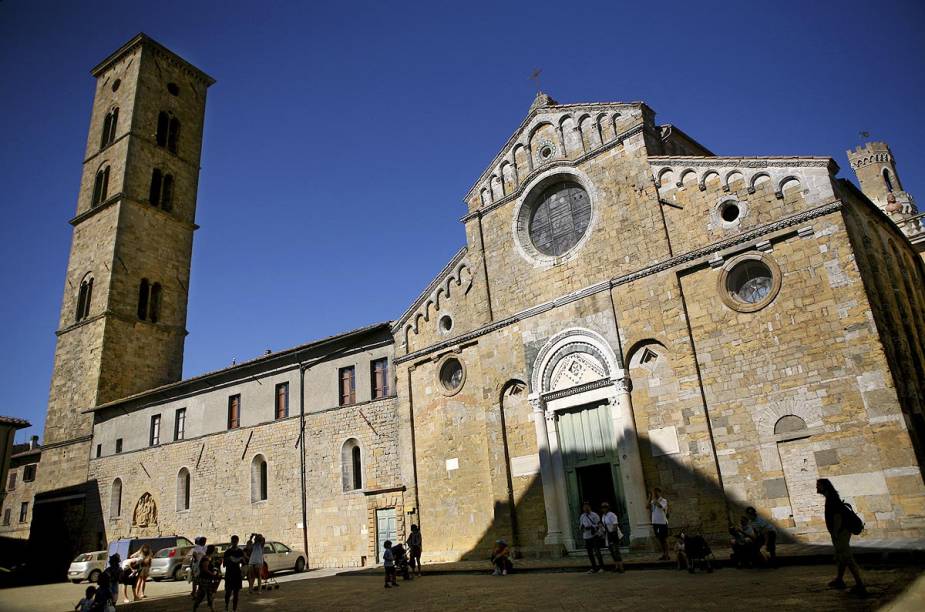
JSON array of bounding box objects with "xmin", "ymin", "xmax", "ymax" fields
[{"xmin": 132, "ymin": 492, "xmax": 158, "ymax": 528}]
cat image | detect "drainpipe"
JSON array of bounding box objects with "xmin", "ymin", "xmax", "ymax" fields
[{"xmin": 298, "ymin": 361, "xmax": 309, "ymax": 568}]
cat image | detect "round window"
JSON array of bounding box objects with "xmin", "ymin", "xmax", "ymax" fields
[
  {"xmin": 439, "ymin": 358, "xmax": 464, "ymax": 392},
  {"xmin": 439, "ymin": 315, "xmax": 453, "ymax": 333},
  {"xmin": 727, "ymin": 259, "xmax": 773, "ymax": 304},
  {"xmin": 527, "ymin": 182, "xmax": 592, "ymax": 257},
  {"xmin": 720, "ymin": 201, "xmax": 740, "ymax": 223},
  {"xmin": 167, "ymin": 82, "xmax": 180, "ymax": 96},
  {"xmin": 111, "ymin": 79, "xmax": 121, "ymax": 92}
]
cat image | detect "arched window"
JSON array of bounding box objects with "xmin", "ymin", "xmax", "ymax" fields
[
  {"xmin": 251, "ymin": 455, "xmax": 268, "ymax": 502},
  {"xmin": 883, "ymin": 168, "xmax": 894, "ymax": 193},
  {"xmin": 341, "ymin": 438, "xmax": 363, "ymax": 491},
  {"xmin": 100, "ymin": 107, "xmax": 118, "ymax": 149},
  {"xmin": 168, "ymin": 117, "xmax": 180, "ymax": 153},
  {"xmin": 75, "ymin": 274, "xmax": 93, "ymax": 322},
  {"xmin": 176, "ymin": 468, "xmax": 191, "ymax": 511},
  {"xmin": 137, "ymin": 278, "xmax": 150, "ymax": 320},
  {"xmin": 110, "ymin": 478, "xmax": 122, "ymax": 518},
  {"xmin": 149, "ymin": 283, "xmax": 162, "ymax": 323},
  {"xmin": 156, "ymin": 111, "xmax": 169, "ymax": 147},
  {"xmin": 149, "ymin": 169, "xmax": 175, "ymax": 212},
  {"xmin": 91, "ymin": 165, "xmax": 110, "ymax": 207},
  {"xmin": 149, "ymin": 168, "xmax": 162, "ymax": 204},
  {"xmin": 161, "ymin": 174, "xmax": 174, "ymax": 212}
]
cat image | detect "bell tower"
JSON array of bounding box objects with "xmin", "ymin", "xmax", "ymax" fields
[
  {"xmin": 38, "ymin": 34, "xmax": 214, "ymax": 492},
  {"xmin": 847, "ymin": 141, "xmax": 915, "ymax": 214}
]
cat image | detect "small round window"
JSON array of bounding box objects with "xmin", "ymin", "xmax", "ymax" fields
[
  {"xmin": 720, "ymin": 201, "xmax": 740, "ymax": 223},
  {"xmin": 439, "ymin": 315, "xmax": 453, "ymax": 333},
  {"xmin": 527, "ymin": 182, "xmax": 591, "ymax": 257},
  {"xmin": 439, "ymin": 358, "xmax": 464, "ymax": 393},
  {"xmin": 167, "ymin": 82, "xmax": 180, "ymax": 96},
  {"xmin": 719, "ymin": 254, "xmax": 781, "ymax": 312}
]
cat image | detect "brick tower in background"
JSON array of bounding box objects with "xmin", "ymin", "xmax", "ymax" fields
[{"xmin": 32, "ymin": 34, "xmax": 213, "ymax": 567}]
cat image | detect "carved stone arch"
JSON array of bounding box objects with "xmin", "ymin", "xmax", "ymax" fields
[
  {"xmin": 404, "ymin": 324, "xmax": 413, "ymax": 346},
  {"xmin": 700, "ymin": 170, "xmax": 721, "ymax": 190},
  {"xmin": 778, "ymin": 175, "xmax": 802, "ymax": 195},
  {"xmin": 749, "ymin": 171, "xmax": 771, "ymax": 192},
  {"xmin": 480, "ymin": 187, "xmax": 491, "ymax": 206},
  {"xmin": 725, "ymin": 170, "xmax": 745, "ymax": 189},
  {"xmin": 491, "ymin": 173, "xmax": 504, "ymax": 199},
  {"xmin": 530, "ymin": 328, "xmax": 622, "ymax": 396},
  {"xmin": 679, "ymin": 169, "xmax": 698, "ymax": 187},
  {"xmin": 753, "ymin": 397, "xmax": 824, "ymax": 440},
  {"xmin": 577, "ymin": 114, "xmax": 594, "ymax": 152},
  {"xmin": 424, "ymin": 299, "xmax": 435, "ymax": 322},
  {"xmin": 595, "ymin": 112, "xmax": 608, "ymax": 144},
  {"xmin": 500, "ymin": 160, "xmax": 516, "ymax": 193},
  {"xmin": 611, "ymin": 112, "xmax": 621, "ymax": 136},
  {"xmin": 434, "ymin": 286, "xmax": 446, "ymax": 310},
  {"xmin": 655, "ymin": 167, "xmax": 674, "ymax": 188},
  {"xmin": 413, "ymin": 312, "xmax": 425, "ymax": 334}
]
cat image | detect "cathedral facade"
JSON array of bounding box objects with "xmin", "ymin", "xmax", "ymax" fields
[{"xmin": 8, "ymin": 35, "xmax": 925, "ymax": 574}]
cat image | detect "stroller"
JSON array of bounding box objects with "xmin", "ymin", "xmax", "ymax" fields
[
  {"xmin": 258, "ymin": 561, "xmax": 281, "ymax": 590},
  {"xmin": 390, "ymin": 543, "xmax": 413, "ymax": 581},
  {"xmin": 680, "ymin": 532, "xmax": 714, "ymax": 573}
]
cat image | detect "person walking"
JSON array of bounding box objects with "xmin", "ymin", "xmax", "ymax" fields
[
  {"xmin": 222, "ymin": 535, "xmax": 245, "ymax": 612},
  {"xmin": 246, "ymin": 534, "xmax": 265, "ymax": 593},
  {"xmin": 190, "ymin": 537, "xmax": 207, "ymax": 599},
  {"xmin": 383, "ymin": 540, "xmax": 399, "ymax": 588},
  {"xmin": 817, "ymin": 478, "xmax": 867, "ymax": 596},
  {"xmin": 600, "ymin": 502, "xmax": 625, "ymax": 573},
  {"xmin": 649, "ymin": 488, "xmax": 670, "ymax": 560},
  {"xmin": 579, "ymin": 501, "xmax": 605, "ymax": 574},
  {"xmin": 745, "ymin": 506, "xmax": 777, "ymax": 567},
  {"xmin": 193, "ymin": 545, "xmax": 219, "ymax": 611},
  {"xmin": 406, "ymin": 524, "xmax": 423, "ymax": 576}
]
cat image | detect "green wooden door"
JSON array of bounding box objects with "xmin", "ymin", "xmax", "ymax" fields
[{"xmin": 557, "ymin": 402, "xmax": 629, "ymax": 543}]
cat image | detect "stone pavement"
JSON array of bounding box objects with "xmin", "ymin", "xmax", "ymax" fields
[{"xmin": 91, "ymin": 565, "xmax": 925, "ymax": 612}]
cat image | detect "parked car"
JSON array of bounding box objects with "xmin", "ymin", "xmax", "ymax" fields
[
  {"xmin": 149, "ymin": 545, "xmax": 193, "ymax": 581},
  {"xmin": 180, "ymin": 542, "xmax": 230, "ymax": 580},
  {"xmin": 67, "ymin": 551, "xmax": 108, "ymax": 584},
  {"xmin": 180, "ymin": 541, "xmax": 305, "ymax": 579},
  {"xmin": 264, "ymin": 541, "xmax": 306, "ymax": 574},
  {"xmin": 108, "ymin": 536, "xmax": 193, "ymax": 569}
]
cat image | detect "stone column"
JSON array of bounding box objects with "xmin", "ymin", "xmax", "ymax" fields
[
  {"xmin": 610, "ymin": 377, "xmax": 651, "ymax": 544},
  {"xmin": 545, "ymin": 410, "xmax": 575, "ymax": 550},
  {"xmin": 531, "ymin": 397, "xmax": 564, "ymax": 546}
]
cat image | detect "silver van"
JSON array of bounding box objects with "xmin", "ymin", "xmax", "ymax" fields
[{"xmin": 68, "ymin": 551, "xmax": 107, "ymax": 584}]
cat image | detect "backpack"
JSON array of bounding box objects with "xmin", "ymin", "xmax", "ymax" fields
[{"xmin": 842, "ymin": 501, "xmax": 864, "ymax": 535}]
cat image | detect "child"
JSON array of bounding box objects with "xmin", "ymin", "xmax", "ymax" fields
[
  {"xmin": 75, "ymin": 586, "xmax": 96, "ymax": 612},
  {"xmin": 674, "ymin": 531, "xmax": 688, "ymax": 571},
  {"xmin": 383, "ymin": 540, "xmax": 399, "ymax": 588},
  {"xmin": 193, "ymin": 545, "xmax": 219, "ymax": 610}
]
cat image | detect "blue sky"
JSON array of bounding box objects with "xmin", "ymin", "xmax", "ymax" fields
[{"xmin": 1, "ymin": 0, "xmax": 924, "ymax": 442}]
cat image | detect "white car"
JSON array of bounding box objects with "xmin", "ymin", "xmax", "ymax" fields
[
  {"xmin": 68, "ymin": 551, "xmax": 107, "ymax": 584},
  {"xmin": 256, "ymin": 541, "xmax": 307, "ymax": 574}
]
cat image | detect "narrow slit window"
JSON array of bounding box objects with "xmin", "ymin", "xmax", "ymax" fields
[
  {"xmin": 160, "ymin": 174, "xmax": 174, "ymax": 212},
  {"xmin": 148, "ymin": 283, "xmax": 162, "ymax": 323},
  {"xmin": 168, "ymin": 117, "xmax": 180, "ymax": 153},
  {"xmin": 137, "ymin": 278, "xmax": 150, "ymax": 320},
  {"xmin": 156, "ymin": 111, "xmax": 169, "ymax": 147},
  {"xmin": 149, "ymin": 168, "xmax": 162, "ymax": 205}
]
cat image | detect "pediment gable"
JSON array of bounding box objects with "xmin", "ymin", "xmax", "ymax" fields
[{"xmin": 463, "ymin": 94, "xmax": 650, "ymax": 212}]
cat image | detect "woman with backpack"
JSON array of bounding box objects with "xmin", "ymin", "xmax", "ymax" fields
[{"xmin": 817, "ymin": 478, "xmax": 866, "ymax": 596}]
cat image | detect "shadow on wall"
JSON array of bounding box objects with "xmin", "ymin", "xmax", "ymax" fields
[
  {"xmin": 453, "ymin": 432, "xmax": 887, "ymax": 565},
  {"xmin": 20, "ymin": 480, "xmax": 104, "ymax": 585}
]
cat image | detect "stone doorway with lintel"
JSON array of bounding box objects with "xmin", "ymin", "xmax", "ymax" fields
[{"xmin": 529, "ymin": 328, "xmax": 650, "ymax": 553}]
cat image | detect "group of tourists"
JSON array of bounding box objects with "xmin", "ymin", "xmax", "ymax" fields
[
  {"xmin": 188, "ymin": 533, "xmax": 270, "ymax": 611},
  {"xmin": 728, "ymin": 506, "xmax": 778, "ymax": 567}
]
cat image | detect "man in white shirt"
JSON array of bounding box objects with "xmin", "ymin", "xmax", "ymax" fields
[
  {"xmin": 579, "ymin": 501, "xmax": 605, "ymax": 573},
  {"xmin": 650, "ymin": 488, "xmax": 669, "ymax": 560},
  {"xmin": 600, "ymin": 502, "xmax": 625, "ymax": 573}
]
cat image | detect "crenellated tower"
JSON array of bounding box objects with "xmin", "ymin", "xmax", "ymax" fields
[{"xmin": 38, "ymin": 34, "xmax": 214, "ymax": 492}]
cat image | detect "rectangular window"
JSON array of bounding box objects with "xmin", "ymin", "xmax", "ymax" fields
[
  {"xmin": 339, "ymin": 366, "xmax": 356, "ymax": 406},
  {"xmin": 174, "ymin": 408, "xmax": 186, "ymax": 441},
  {"xmin": 149, "ymin": 414, "xmax": 161, "ymax": 446},
  {"xmin": 228, "ymin": 395, "xmax": 241, "ymax": 430},
  {"xmin": 371, "ymin": 358, "xmax": 389, "ymax": 400},
  {"xmin": 2, "ymin": 508, "xmax": 10, "ymax": 526},
  {"xmin": 6, "ymin": 472, "xmax": 15, "ymax": 491},
  {"xmin": 19, "ymin": 502, "xmax": 28, "ymax": 523},
  {"xmin": 275, "ymin": 383, "xmax": 289, "ymax": 420},
  {"xmin": 22, "ymin": 464, "xmax": 36, "ymax": 482},
  {"xmin": 95, "ymin": 444, "xmax": 102, "ymax": 458},
  {"xmin": 115, "ymin": 438, "xmax": 123, "ymax": 454}
]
